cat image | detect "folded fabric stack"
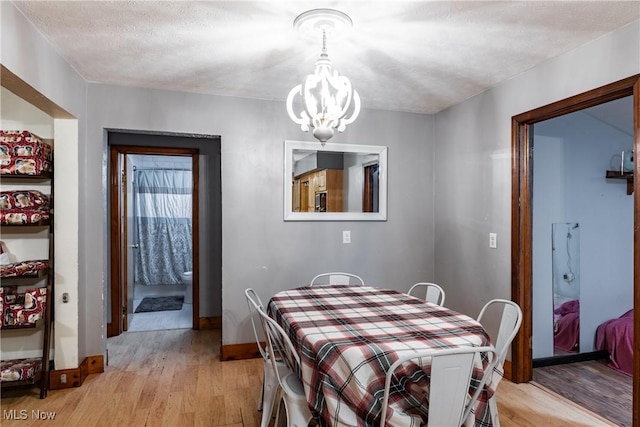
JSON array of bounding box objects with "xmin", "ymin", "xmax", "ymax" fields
[
  {"xmin": 0, "ymin": 130, "xmax": 52, "ymax": 176},
  {"xmin": 0, "ymin": 239, "xmax": 49, "ymax": 279},
  {"xmin": 0, "ymin": 259, "xmax": 49, "ymax": 278},
  {"xmin": 0, "ymin": 287, "xmax": 47, "ymax": 328},
  {"xmin": 0, "ymin": 189, "xmax": 50, "ymax": 225},
  {"xmin": 0, "ymin": 358, "xmax": 43, "ymax": 382}
]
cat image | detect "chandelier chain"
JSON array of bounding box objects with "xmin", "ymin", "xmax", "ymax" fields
[{"xmin": 322, "ymin": 29, "xmax": 327, "ymax": 55}]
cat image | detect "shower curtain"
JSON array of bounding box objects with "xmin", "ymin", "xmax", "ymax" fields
[{"xmin": 134, "ymin": 169, "xmax": 192, "ymax": 286}]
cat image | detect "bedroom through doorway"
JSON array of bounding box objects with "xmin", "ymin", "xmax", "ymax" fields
[
  {"xmin": 530, "ymin": 91, "xmax": 634, "ymax": 427},
  {"xmin": 511, "ymin": 75, "xmax": 640, "ymax": 425}
]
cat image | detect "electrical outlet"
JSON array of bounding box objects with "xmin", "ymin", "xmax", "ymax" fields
[
  {"xmin": 489, "ymin": 233, "xmax": 497, "ymax": 249},
  {"xmin": 60, "ymin": 373, "xmax": 67, "ymax": 384},
  {"xmin": 343, "ymin": 230, "xmax": 351, "ymax": 244}
]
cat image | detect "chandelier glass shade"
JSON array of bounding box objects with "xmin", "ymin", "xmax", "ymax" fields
[{"xmin": 286, "ymin": 9, "xmax": 360, "ymax": 144}]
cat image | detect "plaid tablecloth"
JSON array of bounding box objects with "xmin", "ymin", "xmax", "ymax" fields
[{"xmin": 268, "ymin": 285, "xmax": 497, "ymax": 427}]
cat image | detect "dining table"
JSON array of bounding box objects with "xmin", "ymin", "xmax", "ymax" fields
[{"xmin": 267, "ymin": 285, "xmax": 499, "ymax": 427}]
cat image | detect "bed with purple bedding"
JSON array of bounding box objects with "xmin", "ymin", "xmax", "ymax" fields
[
  {"xmin": 595, "ymin": 309, "xmax": 633, "ymax": 376},
  {"xmin": 554, "ymin": 299, "xmax": 579, "ymax": 352}
]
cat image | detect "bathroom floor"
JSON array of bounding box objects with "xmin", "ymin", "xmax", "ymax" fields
[{"xmin": 127, "ymin": 300, "xmax": 192, "ymax": 331}]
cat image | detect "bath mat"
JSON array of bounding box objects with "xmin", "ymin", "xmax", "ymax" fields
[{"xmin": 135, "ymin": 296, "xmax": 184, "ymax": 313}]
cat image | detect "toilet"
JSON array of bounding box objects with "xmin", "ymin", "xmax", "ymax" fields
[{"xmin": 181, "ymin": 271, "xmax": 193, "ymax": 304}]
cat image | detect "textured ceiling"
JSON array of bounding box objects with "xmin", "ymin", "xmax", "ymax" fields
[{"xmin": 11, "ymin": 1, "xmax": 640, "ymax": 114}]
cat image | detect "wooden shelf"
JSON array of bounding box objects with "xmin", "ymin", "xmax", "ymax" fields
[
  {"xmin": 0, "ymin": 171, "xmax": 52, "ymax": 180},
  {"xmin": 2, "ymin": 219, "xmax": 51, "ymax": 228},
  {"xmin": 1, "ymin": 72, "xmax": 56, "ymax": 400},
  {"xmin": 0, "ymin": 141, "xmax": 54, "ymax": 399},
  {"xmin": 0, "ymin": 372, "xmax": 43, "ymax": 388},
  {"xmin": 0, "ymin": 358, "xmax": 43, "ymax": 388},
  {"xmin": 2, "ymin": 323, "xmax": 39, "ymax": 330},
  {"xmin": 1, "ymin": 269, "xmax": 50, "ymax": 280},
  {"xmin": 605, "ymin": 170, "xmax": 634, "ymax": 195}
]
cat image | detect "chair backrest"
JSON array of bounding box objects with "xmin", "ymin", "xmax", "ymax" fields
[
  {"xmin": 407, "ymin": 282, "xmax": 446, "ymax": 306},
  {"xmin": 309, "ymin": 272, "xmax": 365, "ymax": 286},
  {"xmin": 476, "ymin": 299, "xmax": 523, "ymax": 366},
  {"xmin": 380, "ymin": 346, "xmax": 496, "ymax": 426},
  {"xmin": 458, "ymin": 300, "xmax": 522, "ymax": 424},
  {"xmin": 254, "ymin": 300, "xmax": 301, "ymax": 392},
  {"xmin": 244, "ymin": 288, "xmax": 268, "ymax": 361}
]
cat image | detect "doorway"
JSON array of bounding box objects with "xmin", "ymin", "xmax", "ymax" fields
[
  {"xmin": 126, "ymin": 154, "xmax": 194, "ymax": 332},
  {"xmin": 510, "ymin": 75, "xmax": 640, "ymax": 425},
  {"xmin": 108, "ymin": 143, "xmax": 199, "ymax": 336},
  {"xmin": 107, "ymin": 130, "xmax": 223, "ymax": 339},
  {"xmin": 531, "ymin": 97, "xmax": 634, "ymax": 363},
  {"xmin": 363, "ymin": 162, "xmax": 379, "ymax": 212}
]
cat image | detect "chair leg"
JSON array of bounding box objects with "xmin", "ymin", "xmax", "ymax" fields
[
  {"xmin": 288, "ymin": 409, "xmax": 310, "ymax": 427},
  {"xmin": 261, "ymin": 362, "xmax": 280, "ymax": 427},
  {"xmin": 489, "ymin": 396, "xmax": 500, "ymax": 427},
  {"xmin": 274, "ymin": 397, "xmax": 286, "ymax": 427},
  {"xmin": 258, "ymin": 372, "xmax": 265, "ymax": 411},
  {"xmin": 276, "ymin": 397, "xmax": 310, "ymax": 427}
]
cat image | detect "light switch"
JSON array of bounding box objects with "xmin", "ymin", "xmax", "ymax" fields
[
  {"xmin": 489, "ymin": 233, "xmax": 497, "ymax": 249},
  {"xmin": 343, "ymin": 230, "xmax": 351, "ymax": 244}
]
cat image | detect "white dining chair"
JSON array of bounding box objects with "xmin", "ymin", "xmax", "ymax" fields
[
  {"xmin": 309, "ymin": 272, "xmax": 365, "ymax": 286},
  {"xmin": 244, "ymin": 288, "xmax": 291, "ymax": 427},
  {"xmin": 255, "ymin": 299, "xmax": 314, "ymax": 427},
  {"xmin": 380, "ymin": 346, "xmax": 497, "ymax": 427},
  {"xmin": 407, "ymin": 282, "xmax": 446, "ymax": 306},
  {"xmin": 470, "ymin": 299, "xmax": 523, "ymax": 427}
]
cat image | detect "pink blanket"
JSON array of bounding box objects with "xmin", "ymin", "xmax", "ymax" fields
[
  {"xmin": 553, "ymin": 299, "xmax": 579, "ymax": 352},
  {"xmin": 596, "ymin": 309, "xmax": 633, "ymax": 376}
]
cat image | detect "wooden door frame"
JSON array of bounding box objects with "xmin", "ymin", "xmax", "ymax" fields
[
  {"xmin": 511, "ymin": 74, "xmax": 639, "ymax": 426},
  {"xmin": 108, "ymin": 144, "xmax": 200, "ymax": 336},
  {"xmin": 363, "ymin": 163, "xmax": 378, "ymax": 212}
]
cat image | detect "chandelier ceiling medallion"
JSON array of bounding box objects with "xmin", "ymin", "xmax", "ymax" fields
[{"xmin": 286, "ymin": 9, "xmax": 361, "ymax": 145}]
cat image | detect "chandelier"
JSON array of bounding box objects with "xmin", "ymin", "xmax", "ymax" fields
[{"xmin": 286, "ymin": 9, "xmax": 361, "ymax": 145}]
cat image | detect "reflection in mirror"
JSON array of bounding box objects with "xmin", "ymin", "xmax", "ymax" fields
[
  {"xmin": 284, "ymin": 140, "xmax": 387, "ymax": 221},
  {"xmin": 552, "ymin": 222, "xmax": 580, "ymax": 355}
]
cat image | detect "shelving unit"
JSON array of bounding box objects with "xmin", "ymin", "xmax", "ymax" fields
[
  {"xmin": 605, "ymin": 170, "xmax": 634, "ymax": 195},
  {"xmin": 1, "ymin": 133, "xmax": 54, "ymax": 399}
]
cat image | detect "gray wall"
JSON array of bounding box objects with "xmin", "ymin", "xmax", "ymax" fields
[
  {"xmin": 434, "ymin": 21, "xmax": 640, "ymax": 333},
  {"xmin": 86, "ymin": 84, "xmax": 435, "ymax": 348}
]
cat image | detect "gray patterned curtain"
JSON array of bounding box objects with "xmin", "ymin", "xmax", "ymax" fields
[{"xmin": 134, "ymin": 169, "xmax": 192, "ymax": 285}]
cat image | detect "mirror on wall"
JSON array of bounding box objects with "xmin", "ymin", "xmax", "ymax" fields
[
  {"xmin": 284, "ymin": 140, "xmax": 387, "ymax": 221},
  {"xmin": 552, "ymin": 222, "xmax": 580, "ymax": 355}
]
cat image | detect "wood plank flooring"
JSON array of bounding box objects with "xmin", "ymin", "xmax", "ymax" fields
[
  {"xmin": 0, "ymin": 329, "xmax": 617, "ymax": 426},
  {"xmin": 533, "ymin": 359, "xmax": 632, "ymax": 427}
]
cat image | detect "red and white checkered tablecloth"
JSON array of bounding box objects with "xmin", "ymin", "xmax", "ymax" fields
[{"xmin": 268, "ymin": 285, "xmax": 497, "ymax": 427}]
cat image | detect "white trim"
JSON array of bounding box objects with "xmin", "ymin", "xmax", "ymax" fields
[{"xmin": 284, "ymin": 140, "xmax": 388, "ymax": 221}]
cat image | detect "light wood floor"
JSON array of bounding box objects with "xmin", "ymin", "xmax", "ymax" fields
[{"xmin": 0, "ymin": 329, "xmax": 616, "ymax": 426}]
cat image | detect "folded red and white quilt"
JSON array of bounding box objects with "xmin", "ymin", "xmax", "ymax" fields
[{"xmin": 0, "ymin": 358, "xmax": 42, "ymax": 382}]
